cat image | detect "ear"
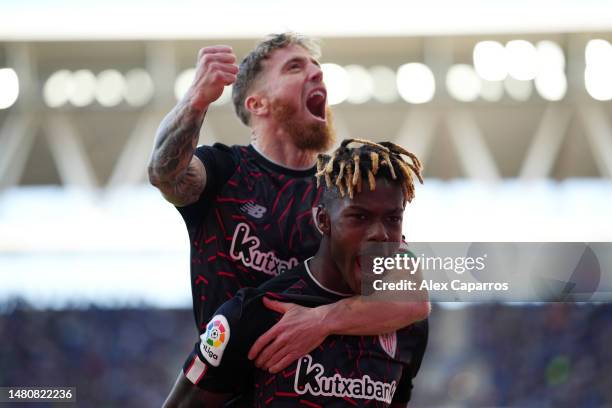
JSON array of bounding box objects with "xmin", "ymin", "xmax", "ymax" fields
[
  {"xmin": 312, "ymin": 205, "xmax": 331, "ymax": 235},
  {"xmin": 245, "ymin": 93, "xmax": 268, "ymax": 118}
]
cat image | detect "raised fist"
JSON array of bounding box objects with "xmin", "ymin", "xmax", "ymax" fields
[{"xmin": 187, "ymin": 45, "xmax": 239, "ymax": 110}]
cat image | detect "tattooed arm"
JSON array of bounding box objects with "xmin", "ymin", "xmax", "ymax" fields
[
  {"xmin": 148, "ymin": 45, "xmax": 239, "ymax": 207},
  {"xmin": 148, "ymin": 100, "xmax": 206, "ymax": 206}
]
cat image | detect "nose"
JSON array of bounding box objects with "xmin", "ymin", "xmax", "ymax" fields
[
  {"xmin": 309, "ymin": 63, "xmax": 323, "ymax": 83},
  {"xmin": 367, "ymin": 221, "xmax": 389, "ymax": 242}
]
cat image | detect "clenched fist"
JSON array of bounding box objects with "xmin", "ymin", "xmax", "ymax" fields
[{"xmin": 187, "ymin": 45, "xmax": 239, "ymax": 110}]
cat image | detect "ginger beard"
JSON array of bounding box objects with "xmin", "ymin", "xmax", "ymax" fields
[{"xmin": 270, "ymin": 99, "xmax": 336, "ymax": 152}]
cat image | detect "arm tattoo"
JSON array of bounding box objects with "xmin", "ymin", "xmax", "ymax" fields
[
  {"xmin": 150, "ymin": 101, "xmax": 205, "ymax": 181},
  {"xmin": 160, "ymin": 158, "xmax": 206, "ymax": 206},
  {"xmin": 148, "ymin": 101, "xmax": 207, "ymax": 205}
]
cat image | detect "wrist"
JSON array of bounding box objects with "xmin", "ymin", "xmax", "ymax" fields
[
  {"xmin": 184, "ymin": 89, "xmax": 210, "ymax": 113},
  {"xmin": 317, "ymin": 303, "xmax": 336, "ymax": 337}
]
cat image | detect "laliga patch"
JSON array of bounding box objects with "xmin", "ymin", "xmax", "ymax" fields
[
  {"xmin": 199, "ymin": 314, "xmax": 230, "ymax": 367},
  {"xmin": 378, "ymin": 331, "xmax": 397, "ymax": 358}
]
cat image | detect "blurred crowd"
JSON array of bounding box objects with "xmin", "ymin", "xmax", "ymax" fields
[
  {"xmin": 415, "ymin": 303, "xmax": 612, "ymax": 408},
  {"xmin": 1, "ymin": 301, "xmax": 610, "ymax": 407}
]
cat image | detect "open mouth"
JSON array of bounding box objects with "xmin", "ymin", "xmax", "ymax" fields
[
  {"xmin": 306, "ymin": 89, "xmax": 326, "ymax": 120},
  {"xmin": 356, "ymin": 255, "xmax": 371, "ymax": 278}
]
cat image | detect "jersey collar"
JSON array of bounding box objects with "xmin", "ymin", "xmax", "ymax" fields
[
  {"xmin": 249, "ymin": 144, "xmax": 317, "ymax": 178},
  {"xmin": 304, "ymin": 257, "xmax": 353, "ymax": 298}
]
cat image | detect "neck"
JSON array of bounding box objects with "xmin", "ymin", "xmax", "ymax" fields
[
  {"xmin": 308, "ymin": 242, "xmax": 353, "ymax": 295},
  {"xmin": 250, "ymin": 124, "xmax": 317, "ymax": 170}
]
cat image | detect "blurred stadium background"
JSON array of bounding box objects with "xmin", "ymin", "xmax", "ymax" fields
[{"xmin": 1, "ymin": 0, "xmax": 611, "ymax": 406}]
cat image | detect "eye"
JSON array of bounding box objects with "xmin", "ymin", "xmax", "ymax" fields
[
  {"xmin": 288, "ymin": 62, "xmax": 301, "ymax": 70},
  {"xmin": 388, "ymin": 216, "xmax": 402, "ymax": 223},
  {"xmin": 349, "ymin": 214, "xmax": 367, "ymax": 221}
]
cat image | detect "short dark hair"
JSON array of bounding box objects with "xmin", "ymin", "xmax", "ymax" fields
[
  {"xmin": 232, "ymin": 32, "xmax": 321, "ymax": 126},
  {"xmin": 316, "ymin": 138, "xmax": 424, "ymax": 204}
]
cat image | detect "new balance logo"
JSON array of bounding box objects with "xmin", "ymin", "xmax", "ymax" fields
[{"xmin": 240, "ymin": 202, "xmax": 267, "ymax": 219}]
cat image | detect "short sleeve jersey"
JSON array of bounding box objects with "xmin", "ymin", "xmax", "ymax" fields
[
  {"xmin": 186, "ymin": 260, "xmax": 429, "ymax": 407},
  {"xmin": 177, "ymin": 143, "xmax": 323, "ymax": 331}
]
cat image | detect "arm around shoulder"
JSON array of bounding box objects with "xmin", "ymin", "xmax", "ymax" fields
[{"xmin": 320, "ymin": 296, "xmax": 430, "ymax": 337}]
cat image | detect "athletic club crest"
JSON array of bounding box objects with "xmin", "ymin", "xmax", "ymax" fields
[{"xmin": 378, "ymin": 332, "xmax": 397, "ymax": 358}]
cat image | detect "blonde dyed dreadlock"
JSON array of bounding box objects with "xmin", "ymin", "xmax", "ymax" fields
[{"xmin": 315, "ymin": 138, "xmax": 423, "ymax": 202}]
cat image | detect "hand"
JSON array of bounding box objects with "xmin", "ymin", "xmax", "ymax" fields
[
  {"xmin": 248, "ymin": 297, "xmax": 330, "ymax": 373},
  {"xmin": 187, "ymin": 45, "xmax": 239, "ymax": 110}
]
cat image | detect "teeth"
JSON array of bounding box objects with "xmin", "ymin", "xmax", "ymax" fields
[{"xmin": 309, "ymin": 90, "xmax": 325, "ymax": 99}]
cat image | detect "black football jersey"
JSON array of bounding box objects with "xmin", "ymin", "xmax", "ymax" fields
[
  {"xmin": 177, "ymin": 143, "xmax": 323, "ymax": 332},
  {"xmin": 186, "ymin": 259, "xmax": 428, "ymax": 407}
]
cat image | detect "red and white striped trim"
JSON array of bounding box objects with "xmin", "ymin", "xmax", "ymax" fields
[{"xmin": 184, "ymin": 354, "xmax": 208, "ymax": 385}]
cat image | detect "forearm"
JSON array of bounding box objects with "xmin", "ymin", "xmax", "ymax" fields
[
  {"xmin": 148, "ymin": 95, "xmax": 207, "ymax": 184},
  {"xmin": 149, "ymin": 44, "xmax": 236, "ymax": 194},
  {"xmin": 320, "ymin": 296, "xmax": 430, "ymax": 336}
]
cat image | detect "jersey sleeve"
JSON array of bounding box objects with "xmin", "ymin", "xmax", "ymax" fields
[
  {"xmin": 184, "ymin": 281, "xmax": 333, "ymax": 393},
  {"xmin": 391, "ymin": 367, "xmax": 413, "ymax": 404},
  {"xmin": 185, "ymin": 288, "xmax": 277, "ymax": 393},
  {"xmin": 392, "ymin": 320, "xmax": 429, "ymax": 404},
  {"xmin": 176, "ymin": 143, "xmax": 238, "ymax": 228}
]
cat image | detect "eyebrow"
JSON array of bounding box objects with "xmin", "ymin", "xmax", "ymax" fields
[
  {"xmin": 282, "ymin": 56, "xmax": 320, "ymax": 70},
  {"xmin": 345, "ymin": 204, "xmax": 404, "ymax": 213}
]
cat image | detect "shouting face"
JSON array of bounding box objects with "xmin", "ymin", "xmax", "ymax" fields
[{"xmin": 249, "ymin": 44, "xmax": 335, "ymax": 151}]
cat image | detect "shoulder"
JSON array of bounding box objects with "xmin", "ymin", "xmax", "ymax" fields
[
  {"xmin": 396, "ymin": 319, "xmax": 429, "ymax": 365},
  {"xmin": 397, "ymin": 319, "xmax": 428, "ymax": 341},
  {"xmin": 258, "ymin": 262, "xmax": 308, "ymax": 292},
  {"xmin": 199, "ymin": 288, "xmax": 267, "ymax": 366},
  {"xmin": 216, "ymin": 287, "xmax": 267, "ymax": 318},
  {"xmin": 193, "ymin": 142, "xmax": 240, "ymax": 165}
]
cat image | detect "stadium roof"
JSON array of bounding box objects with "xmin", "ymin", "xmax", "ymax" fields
[{"xmin": 1, "ymin": 0, "xmax": 612, "ymax": 40}]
